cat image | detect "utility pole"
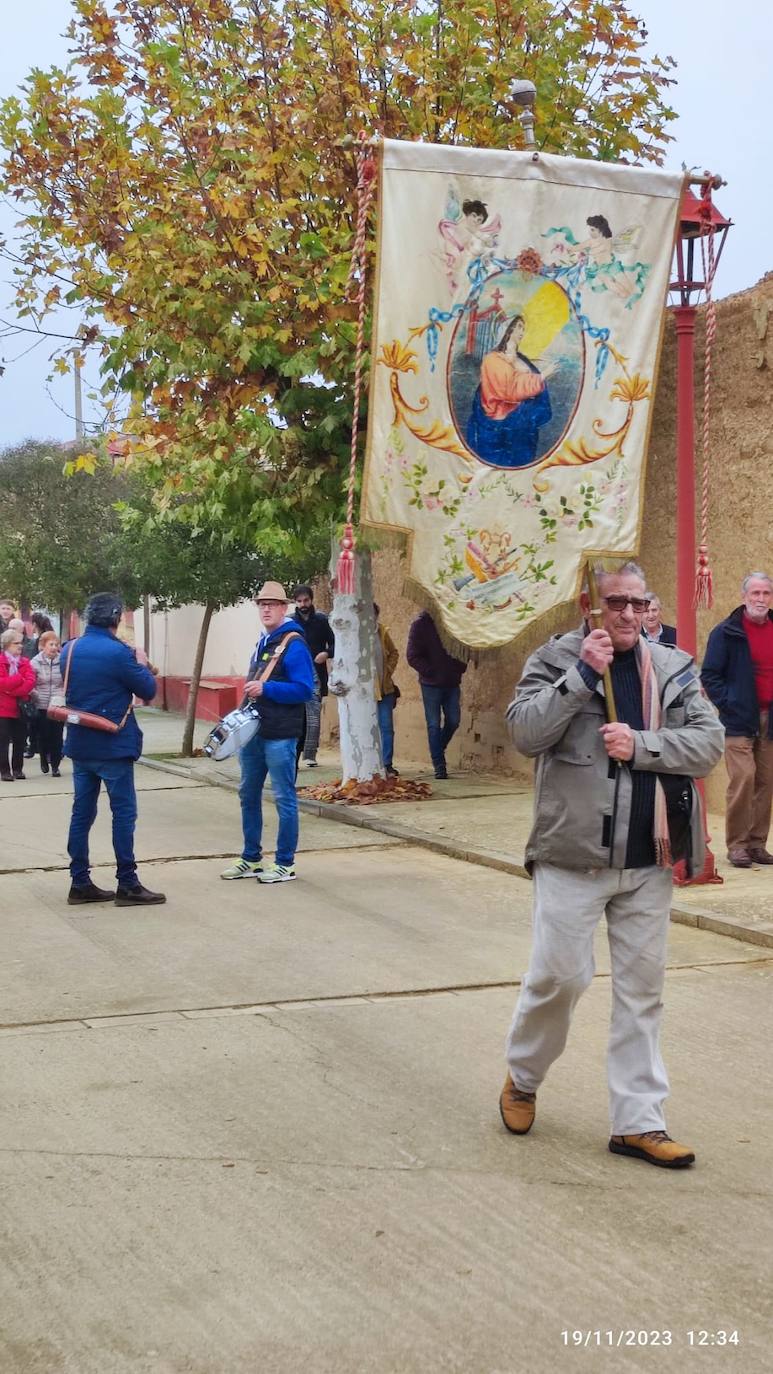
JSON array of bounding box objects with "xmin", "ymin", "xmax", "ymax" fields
[{"xmin": 74, "ymin": 353, "xmax": 85, "ymax": 442}]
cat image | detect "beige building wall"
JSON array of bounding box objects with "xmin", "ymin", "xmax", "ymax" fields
[{"xmin": 138, "ymin": 601, "xmax": 261, "ymax": 682}]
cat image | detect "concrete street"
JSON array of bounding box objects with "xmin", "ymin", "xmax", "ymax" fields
[{"xmin": 1, "ymin": 743, "xmax": 772, "ymax": 1372}]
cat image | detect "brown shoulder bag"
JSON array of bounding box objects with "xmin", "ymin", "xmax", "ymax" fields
[{"xmin": 47, "ymin": 638, "xmax": 135, "ymax": 733}]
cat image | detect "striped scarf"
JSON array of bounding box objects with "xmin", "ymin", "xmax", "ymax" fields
[{"xmin": 637, "ymin": 638, "xmax": 671, "ymax": 867}]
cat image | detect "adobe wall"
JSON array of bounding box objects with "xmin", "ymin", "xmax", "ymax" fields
[{"xmin": 371, "ymin": 273, "xmax": 773, "ymax": 800}]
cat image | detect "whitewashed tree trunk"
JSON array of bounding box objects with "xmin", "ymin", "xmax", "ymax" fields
[{"xmin": 328, "ymin": 549, "xmax": 384, "ymax": 784}]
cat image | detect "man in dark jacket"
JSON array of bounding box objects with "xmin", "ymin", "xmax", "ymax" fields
[
  {"xmin": 702, "ymin": 571, "xmax": 773, "ymax": 867},
  {"xmin": 292, "ymin": 584, "xmax": 334, "ymax": 767},
  {"xmin": 62, "ymin": 593, "xmax": 165, "ymax": 906},
  {"xmin": 221, "ymin": 581, "xmax": 314, "ymax": 884},
  {"xmin": 406, "ymin": 610, "xmax": 466, "ymax": 779},
  {"xmin": 642, "ymin": 595, "xmax": 677, "ymax": 646}
]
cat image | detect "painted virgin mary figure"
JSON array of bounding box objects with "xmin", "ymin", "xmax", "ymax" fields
[{"xmin": 466, "ymin": 315, "xmax": 555, "ymax": 468}]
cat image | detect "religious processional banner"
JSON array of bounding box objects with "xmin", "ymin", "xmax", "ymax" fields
[{"xmin": 361, "ymin": 138, "xmax": 684, "ymax": 651}]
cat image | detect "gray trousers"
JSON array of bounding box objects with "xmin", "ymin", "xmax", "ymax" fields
[
  {"xmin": 302, "ymin": 682, "xmax": 322, "ymax": 761},
  {"xmin": 505, "ymin": 862, "xmax": 673, "ymax": 1135}
]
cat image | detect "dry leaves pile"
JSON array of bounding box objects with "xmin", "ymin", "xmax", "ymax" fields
[{"xmin": 298, "ymin": 775, "xmax": 432, "ymax": 806}]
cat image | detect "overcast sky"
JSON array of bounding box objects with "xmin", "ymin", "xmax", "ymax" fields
[{"xmin": 0, "ymin": 0, "xmax": 770, "ymax": 446}]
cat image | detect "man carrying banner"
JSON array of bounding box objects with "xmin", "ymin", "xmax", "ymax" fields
[{"xmin": 499, "ymin": 561, "xmax": 723, "ymax": 1168}]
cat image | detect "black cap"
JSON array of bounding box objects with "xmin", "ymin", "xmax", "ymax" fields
[{"xmin": 85, "ymin": 592, "xmax": 124, "ymax": 628}]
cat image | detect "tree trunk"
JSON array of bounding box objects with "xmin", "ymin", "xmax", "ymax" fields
[
  {"xmin": 327, "ymin": 549, "xmax": 384, "ymax": 784},
  {"xmin": 143, "ymin": 594, "xmax": 151, "ymax": 659},
  {"xmin": 181, "ymin": 599, "xmax": 215, "ymax": 757}
]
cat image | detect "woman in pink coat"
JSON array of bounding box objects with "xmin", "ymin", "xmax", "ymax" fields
[{"xmin": 0, "ymin": 627, "xmax": 36, "ymax": 780}]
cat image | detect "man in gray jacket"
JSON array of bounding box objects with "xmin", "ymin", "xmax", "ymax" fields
[{"xmin": 499, "ymin": 561, "xmax": 724, "ymax": 1168}]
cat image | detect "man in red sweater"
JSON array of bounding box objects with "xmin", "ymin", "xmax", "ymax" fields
[{"xmin": 702, "ymin": 572, "xmax": 773, "ymax": 867}]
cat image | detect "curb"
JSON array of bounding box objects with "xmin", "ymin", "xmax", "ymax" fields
[{"xmin": 139, "ymin": 758, "xmax": 773, "ymax": 953}]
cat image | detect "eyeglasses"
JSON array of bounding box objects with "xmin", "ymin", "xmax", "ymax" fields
[
  {"xmin": 257, "ymin": 600, "xmax": 285, "ymax": 609},
  {"xmin": 602, "ymin": 595, "xmax": 651, "ymax": 614}
]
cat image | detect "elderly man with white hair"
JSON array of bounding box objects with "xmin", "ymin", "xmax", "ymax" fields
[{"xmin": 702, "ymin": 571, "xmax": 773, "ymax": 868}]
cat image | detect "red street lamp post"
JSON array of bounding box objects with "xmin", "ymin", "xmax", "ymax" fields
[{"xmin": 669, "ymin": 179, "xmax": 731, "ymax": 886}]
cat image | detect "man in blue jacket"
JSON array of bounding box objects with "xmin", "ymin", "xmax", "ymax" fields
[
  {"xmin": 702, "ymin": 572, "xmax": 773, "ymax": 867},
  {"xmin": 63, "ymin": 593, "xmax": 165, "ymax": 907},
  {"xmin": 221, "ymin": 581, "xmax": 314, "ymax": 885}
]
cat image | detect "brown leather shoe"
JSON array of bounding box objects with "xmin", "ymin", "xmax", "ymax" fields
[
  {"xmin": 609, "ymin": 1131, "xmax": 695, "ymax": 1169},
  {"xmin": 499, "ymin": 1075, "xmax": 536, "ymax": 1135},
  {"xmin": 748, "ymin": 847, "xmax": 773, "ymax": 864},
  {"xmin": 727, "ymin": 847, "xmax": 752, "ymax": 868}
]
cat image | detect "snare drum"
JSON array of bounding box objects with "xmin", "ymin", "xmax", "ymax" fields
[{"xmin": 203, "ymin": 703, "xmax": 261, "ymax": 760}]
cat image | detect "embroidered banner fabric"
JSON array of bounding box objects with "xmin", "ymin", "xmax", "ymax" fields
[{"xmin": 361, "ymin": 139, "xmax": 684, "ymax": 650}]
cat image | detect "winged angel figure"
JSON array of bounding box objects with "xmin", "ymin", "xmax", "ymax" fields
[
  {"xmin": 438, "ymin": 187, "xmax": 502, "ymax": 294},
  {"xmin": 544, "ymin": 214, "xmax": 649, "ymax": 305}
]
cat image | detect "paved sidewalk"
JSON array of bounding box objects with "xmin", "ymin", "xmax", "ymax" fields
[
  {"xmin": 3, "ymin": 719, "xmax": 772, "ymax": 1371},
  {"xmin": 138, "ymin": 708, "xmax": 773, "ymax": 951}
]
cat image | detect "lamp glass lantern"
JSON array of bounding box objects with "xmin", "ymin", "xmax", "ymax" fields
[{"xmin": 670, "ymin": 187, "xmax": 732, "ymax": 308}]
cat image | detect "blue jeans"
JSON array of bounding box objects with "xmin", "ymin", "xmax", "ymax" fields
[
  {"xmin": 68, "ymin": 758, "xmax": 138, "ymax": 887},
  {"xmin": 377, "ymin": 693, "xmax": 396, "ymax": 769},
  {"xmin": 239, "ymin": 734, "xmax": 299, "ymax": 867},
  {"xmin": 420, "ymin": 684, "xmax": 461, "ymax": 768}
]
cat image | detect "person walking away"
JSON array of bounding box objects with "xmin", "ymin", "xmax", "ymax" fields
[
  {"xmin": 0, "ymin": 627, "xmax": 35, "ymax": 780},
  {"xmin": 62, "ymin": 593, "xmax": 165, "ymax": 907},
  {"xmin": 406, "ymin": 610, "xmax": 466, "ymax": 778},
  {"xmin": 30, "ymin": 631, "xmax": 65, "ymax": 775},
  {"xmin": 222, "ymin": 582, "xmax": 314, "ymax": 884},
  {"xmin": 373, "ymin": 603, "xmax": 400, "ymax": 777},
  {"xmin": 642, "ymin": 595, "xmax": 676, "ymax": 646},
  {"xmin": 499, "ymin": 561, "xmax": 723, "ymax": 1168},
  {"xmin": 702, "ymin": 571, "xmax": 773, "ymax": 867},
  {"xmin": 292, "ymin": 584, "xmax": 334, "ymax": 768}
]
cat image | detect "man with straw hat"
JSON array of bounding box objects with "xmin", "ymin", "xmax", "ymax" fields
[
  {"xmin": 499, "ymin": 561, "xmax": 723, "ymax": 1168},
  {"xmin": 221, "ymin": 582, "xmax": 314, "ymax": 885}
]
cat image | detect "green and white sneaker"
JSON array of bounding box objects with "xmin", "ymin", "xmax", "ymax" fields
[
  {"xmin": 257, "ymin": 863, "xmax": 296, "ymax": 884},
  {"xmin": 220, "ymin": 859, "xmax": 263, "ymax": 880}
]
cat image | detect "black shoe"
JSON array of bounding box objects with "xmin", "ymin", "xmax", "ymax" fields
[
  {"xmin": 24, "ymin": 749, "xmax": 34, "ymax": 758},
  {"xmin": 434, "ymin": 765, "xmax": 448, "ymax": 780},
  {"xmin": 1, "ymin": 773, "xmax": 13, "ymax": 782},
  {"xmin": 13, "ymin": 772, "xmax": 26, "ymax": 781},
  {"xmin": 68, "ymin": 882, "xmax": 116, "ymax": 905},
  {"xmin": 115, "ymin": 883, "xmax": 166, "ymax": 906},
  {"xmin": 52, "ymin": 768, "xmax": 61, "ymax": 778},
  {"xmin": 386, "ymin": 766, "xmax": 400, "ymax": 778},
  {"xmin": 41, "ymin": 760, "xmax": 50, "ymax": 774}
]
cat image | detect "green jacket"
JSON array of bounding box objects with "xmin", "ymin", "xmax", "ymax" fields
[{"xmin": 507, "ymin": 628, "xmax": 725, "ymax": 874}]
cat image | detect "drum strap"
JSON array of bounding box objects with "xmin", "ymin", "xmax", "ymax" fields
[{"xmin": 244, "ymin": 630, "xmax": 306, "ymax": 699}]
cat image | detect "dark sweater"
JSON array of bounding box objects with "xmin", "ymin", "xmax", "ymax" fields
[
  {"xmin": 406, "ymin": 612, "xmax": 466, "ymax": 689},
  {"xmin": 610, "ymin": 649, "xmax": 656, "ymax": 869},
  {"xmin": 293, "ymin": 608, "xmax": 334, "ymax": 697}
]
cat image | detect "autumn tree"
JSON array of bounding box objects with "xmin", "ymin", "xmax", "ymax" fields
[
  {"xmin": 0, "ymin": 1, "xmax": 676, "ymax": 779},
  {"xmin": 0, "ymin": 439, "xmax": 146, "ymax": 610},
  {"xmin": 0, "ymin": 0, "xmax": 676, "ymax": 543}
]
